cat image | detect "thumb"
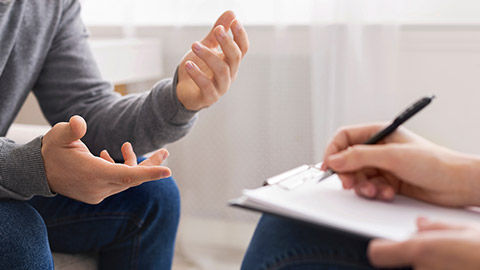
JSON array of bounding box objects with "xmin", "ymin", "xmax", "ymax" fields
[
  {"xmin": 326, "ymin": 144, "xmax": 404, "ymax": 173},
  {"xmin": 201, "ymin": 10, "xmax": 236, "ymax": 48},
  {"xmin": 416, "ymin": 217, "xmax": 467, "ymax": 232},
  {"xmin": 53, "ymin": 115, "xmax": 87, "ymax": 144}
]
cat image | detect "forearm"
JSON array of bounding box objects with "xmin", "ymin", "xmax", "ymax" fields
[
  {"xmin": 80, "ymin": 74, "xmax": 197, "ymax": 159},
  {"xmin": 0, "ymin": 137, "xmax": 55, "ymax": 200},
  {"xmin": 32, "ymin": 0, "xmax": 197, "ymax": 159}
]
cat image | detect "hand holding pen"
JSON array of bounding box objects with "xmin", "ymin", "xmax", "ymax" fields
[
  {"xmin": 316, "ymin": 95, "xmax": 480, "ymax": 206},
  {"xmin": 319, "ymin": 95, "xmax": 435, "ymax": 181}
]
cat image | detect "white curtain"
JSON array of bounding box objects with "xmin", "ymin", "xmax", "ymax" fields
[
  {"xmin": 154, "ymin": 2, "xmax": 404, "ymax": 265},
  {"xmin": 161, "ymin": 0, "xmax": 402, "ymax": 224}
]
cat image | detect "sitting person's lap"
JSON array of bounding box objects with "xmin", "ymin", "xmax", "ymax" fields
[
  {"xmin": 0, "ymin": 200, "xmax": 54, "ymax": 269},
  {"xmin": 0, "ymin": 177, "xmax": 180, "ymax": 270},
  {"xmin": 242, "ymin": 214, "xmax": 411, "ymax": 270}
]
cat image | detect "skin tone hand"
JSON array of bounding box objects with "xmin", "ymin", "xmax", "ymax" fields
[
  {"xmin": 41, "ymin": 115, "xmax": 171, "ymax": 204},
  {"xmin": 176, "ymin": 10, "xmax": 249, "ymax": 111},
  {"xmin": 369, "ymin": 217, "xmax": 480, "ymax": 269},
  {"xmin": 321, "ymin": 123, "xmax": 480, "ymax": 207}
]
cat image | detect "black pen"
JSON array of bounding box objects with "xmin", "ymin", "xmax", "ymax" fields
[{"xmin": 318, "ymin": 95, "xmax": 436, "ymax": 182}]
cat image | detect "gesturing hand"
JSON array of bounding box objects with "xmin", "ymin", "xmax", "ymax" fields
[
  {"xmin": 41, "ymin": 115, "xmax": 171, "ymax": 204},
  {"xmin": 176, "ymin": 10, "xmax": 249, "ymax": 111},
  {"xmin": 369, "ymin": 217, "xmax": 480, "ymax": 270}
]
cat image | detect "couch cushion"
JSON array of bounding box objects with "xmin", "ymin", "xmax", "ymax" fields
[{"xmin": 53, "ymin": 253, "xmax": 97, "ymax": 270}]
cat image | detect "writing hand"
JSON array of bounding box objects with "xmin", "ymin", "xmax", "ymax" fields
[
  {"xmin": 41, "ymin": 115, "xmax": 171, "ymax": 204},
  {"xmin": 176, "ymin": 10, "xmax": 249, "ymax": 111},
  {"xmin": 321, "ymin": 123, "xmax": 480, "ymax": 207}
]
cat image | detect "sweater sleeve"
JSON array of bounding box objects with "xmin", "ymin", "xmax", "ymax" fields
[
  {"xmin": 0, "ymin": 137, "xmax": 55, "ymax": 200},
  {"xmin": 32, "ymin": 0, "xmax": 198, "ymax": 160}
]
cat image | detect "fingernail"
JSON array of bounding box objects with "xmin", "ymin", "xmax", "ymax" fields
[
  {"xmin": 186, "ymin": 61, "xmax": 194, "ymax": 70},
  {"xmin": 162, "ymin": 171, "xmax": 171, "ymax": 178},
  {"xmin": 162, "ymin": 151, "xmax": 168, "ymax": 160},
  {"xmin": 218, "ymin": 26, "xmax": 227, "ymax": 38},
  {"xmin": 328, "ymin": 154, "xmax": 345, "ymax": 168},
  {"xmin": 192, "ymin": 42, "xmax": 202, "ymax": 52}
]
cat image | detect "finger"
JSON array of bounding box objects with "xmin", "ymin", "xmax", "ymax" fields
[
  {"xmin": 201, "ymin": 10, "xmax": 236, "ymax": 48},
  {"xmin": 185, "ymin": 60, "xmax": 219, "ymax": 104},
  {"xmin": 104, "ymin": 163, "xmax": 171, "ymax": 187},
  {"xmin": 416, "ymin": 217, "xmax": 468, "ymax": 232},
  {"xmin": 121, "ymin": 142, "xmax": 137, "ymax": 166},
  {"xmin": 368, "ymin": 176, "xmax": 396, "ymax": 201},
  {"xmin": 337, "ymin": 173, "xmax": 355, "ymax": 189},
  {"xmin": 320, "ymin": 162, "xmax": 327, "ymax": 170},
  {"xmin": 353, "ymin": 172, "xmax": 378, "ymax": 199},
  {"xmin": 215, "ymin": 25, "xmax": 243, "ymax": 78},
  {"xmin": 231, "ymin": 19, "xmax": 249, "ymax": 57},
  {"xmin": 100, "ymin": 150, "xmax": 115, "ymax": 163},
  {"xmin": 326, "ymin": 144, "xmax": 408, "ymax": 174},
  {"xmin": 192, "ymin": 41, "xmax": 230, "ymax": 91},
  {"xmin": 52, "ymin": 115, "xmax": 87, "ymax": 145},
  {"xmin": 139, "ymin": 149, "xmax": 169, "ymax": 166},
  {"xmin": 322, "ymin": 123, "xmax": 388, "ymax": 164},
  {"xmin": 368, "ymin": 239, "xmax": 414, "ymax": 267}
]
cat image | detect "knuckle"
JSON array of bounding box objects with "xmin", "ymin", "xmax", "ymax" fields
[
  {"xmin": 217, "ymin": 65, "xmax": 230, "ymax": 77},
  {"xmin": 244, "ymin": 42, "xmax": 250, "ymax": 53},
  {"xmin": 121, "ymin": 175, "xmax": 135, "ymax": 186},
  {"xmin": 233, "ymin": 50, "xmax": 242, "ymax": 62},
  {"xmin": 203, "ymin": 91, "xmax": 220, "ymax": 104},
  {"xmin": 334, "ymin": 126, "xmax": 348, "ymax": 138},
  {"xmin": 199, "ymin": 79, "xmax": 213, "ymax": 90},
  {"xmin": 206, "ymin": 93, "xmax": 220, "ymax": 104},
  {"xmin": 241, "ymin": 40, "xmax": 250, "ymax": 55},
  {"xmin": 347, "ymin": 145, "xmax": 362, "ymax": 157}
]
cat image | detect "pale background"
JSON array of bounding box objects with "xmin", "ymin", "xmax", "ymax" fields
[{"xmin": 12, "ymin": 0, "xmax": 480, "ymax": 269}]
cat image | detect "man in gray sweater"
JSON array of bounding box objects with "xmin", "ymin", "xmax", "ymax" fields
[{"xmin": 0, "ymin": 0, "xmax": 248, "ymax": 269}]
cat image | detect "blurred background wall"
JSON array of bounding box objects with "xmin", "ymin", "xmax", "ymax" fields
[{"xmin": 13, "ymin": 0, "xmax": 480, "ymax": 268}]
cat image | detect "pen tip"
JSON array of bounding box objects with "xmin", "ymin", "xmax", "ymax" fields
[{"xmin": 429, "ymin": 94, "xmax": 436, "ymax": 100}]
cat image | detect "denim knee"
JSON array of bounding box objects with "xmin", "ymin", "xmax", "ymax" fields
[
  {"xmin": 0, "ymin": 200, "xmax": 53, "ymax": 270},
  {"xmin": 132, "ymin": 177, "xmax": 181, "ymax": 230}
]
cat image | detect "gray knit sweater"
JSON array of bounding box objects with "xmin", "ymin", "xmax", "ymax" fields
[{"xmin": 0, "ymin": 0, "xmax": 197, "ymax": 200}]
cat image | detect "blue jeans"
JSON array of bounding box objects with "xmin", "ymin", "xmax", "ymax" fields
[
  {"xmin": 0, "ymin": 177, "xmax": 180, "ymax": 270},
  {"xmin": 241, "ymin": 214, "xmax": 412, "ymax": 270}
]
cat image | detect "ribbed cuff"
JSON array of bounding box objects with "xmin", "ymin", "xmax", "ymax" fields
[
  {"xmin": 0, "ymin": 136, "xmax": 55, "ymax": 200},
  {"xmin": 154, "ymin": 67, "xmax": 198, "ymax": 125}
]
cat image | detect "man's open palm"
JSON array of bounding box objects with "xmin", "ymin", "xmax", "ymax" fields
[{"xmin": 41, "ymin": 115, "xmax": 171, "ymax": 204}]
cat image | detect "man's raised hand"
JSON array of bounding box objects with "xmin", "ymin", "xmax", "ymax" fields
[{"xmin": 176, "ymin": 10, "xmax": 249, "ymax": 111}]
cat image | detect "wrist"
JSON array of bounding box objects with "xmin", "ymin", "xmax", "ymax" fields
[{"xmin": 457, "ymin": 153, "xmax": 480, "ymax": 207}]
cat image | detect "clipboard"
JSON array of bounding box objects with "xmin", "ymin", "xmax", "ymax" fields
[{"xmin": 230, "ymin": 165, "xmax": 480, "ymax": 241}]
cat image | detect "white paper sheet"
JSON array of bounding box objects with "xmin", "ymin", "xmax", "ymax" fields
[{"xmin": 233, "ymin": 172, "xmax": 480, "ymax": 241}]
